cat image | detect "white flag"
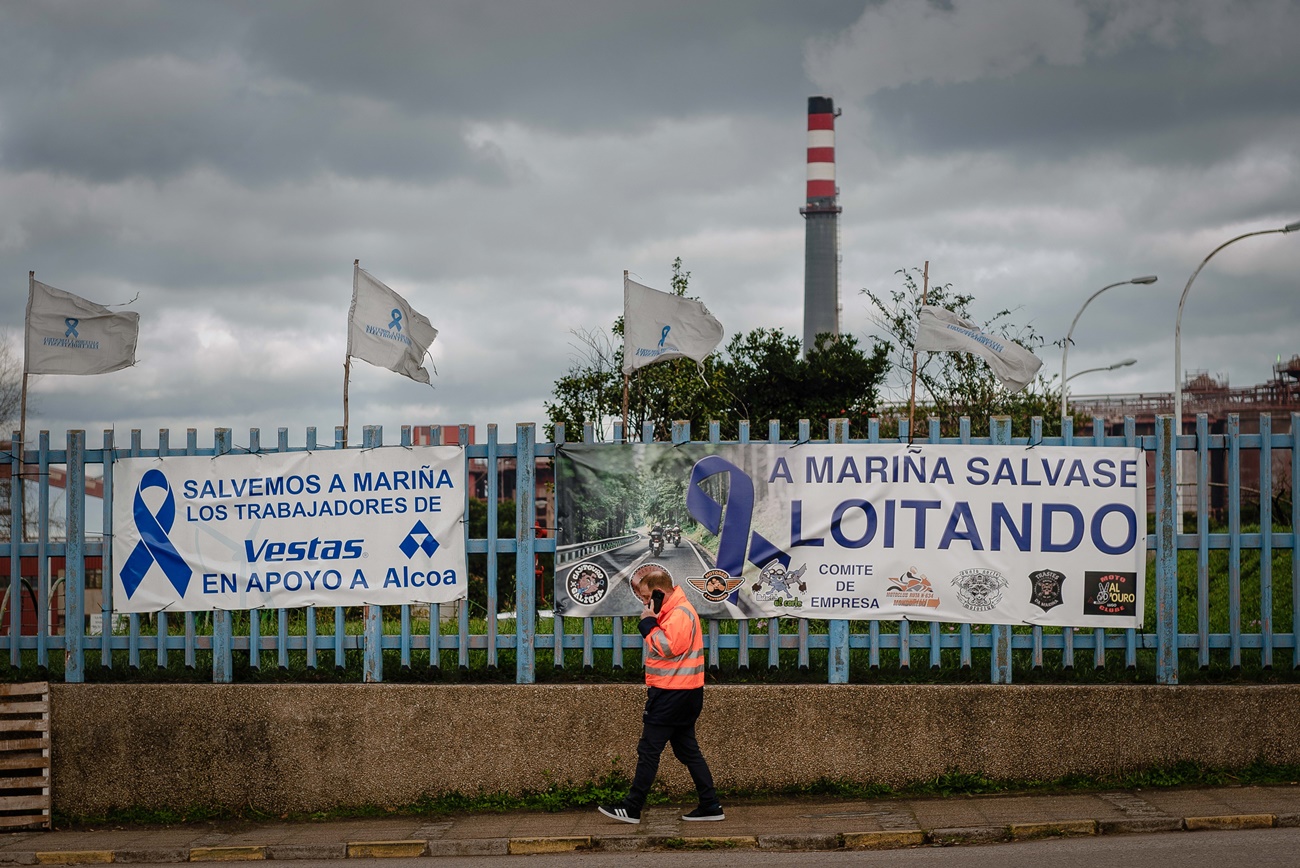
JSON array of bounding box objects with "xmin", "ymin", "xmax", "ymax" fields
[
  {"xmin": 347, "ymin": 266, "xmax": 439, "ymax": 384},
  {"xmin": 622, "ymin": 277, "xmax": 724, "ymax": 375},
  {"xmin": 914, "ymin": 304, "xmax": 1043, "ymax": 393},
  {"xmin": 25, "ymin": 279, "xmax": 139, "ymax": 376}
]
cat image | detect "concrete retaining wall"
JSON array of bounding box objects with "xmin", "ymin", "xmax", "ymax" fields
[{"xmin": 51, "ymin": 683, "xmax": 1300, "ymax": 815}]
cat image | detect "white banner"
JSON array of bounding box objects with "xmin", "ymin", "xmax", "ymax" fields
[
  {"xmin": 622, "ymin": 277, "xmax": 724, "ymax": 375},
  {"xmin": 557, "ymin": 443, "xmax": 1145, "ymax": 628},
  {"xmin": 25, "ymin": 280, "xmax": 139, "ymax": 376},
  {"xmin": 111, "ymin": 447, "xmax": 467, "ymax": 613}
]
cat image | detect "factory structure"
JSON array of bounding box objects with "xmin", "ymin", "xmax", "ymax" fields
[
  {"xmin": 801, "ymin": 96, "xmax": 842, "ymax": 357},
  {"xmin": 1071, "ymin": 357, "xmax": 1300, "ymax": 515}
]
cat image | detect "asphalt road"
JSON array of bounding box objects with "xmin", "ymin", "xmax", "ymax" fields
[{"xmin": 624, "ymin": 533, "xmax": 713, "ymax": 579}]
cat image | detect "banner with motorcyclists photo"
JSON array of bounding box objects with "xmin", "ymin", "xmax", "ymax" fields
[{"xmin": 554, "ymin": 442, "xmax": 1146, "ymax": 628}]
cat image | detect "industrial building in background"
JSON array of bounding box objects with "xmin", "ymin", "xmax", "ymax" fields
[{"xmin": 801, "ymin": 95, "xmax": 841, "ymax": 357}]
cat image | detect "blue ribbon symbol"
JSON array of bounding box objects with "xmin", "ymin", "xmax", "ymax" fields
[
  {"xmin": 64, "ymin": 318, "xmax": 79, "ymax": 338},
  {"xmin": 686, "ymin": 456, "xmax": 789, "ymax": 595},
  {"xmin": 120, "ymin": 469, "xmax": 193, "ymax": 600},
  {"xmin": 389, "ymin": 309, "xmax": 403, "ymax": 331},
  {"xmin": 659, "ymin": 325, "xmax": 671, "ymax": 347}
]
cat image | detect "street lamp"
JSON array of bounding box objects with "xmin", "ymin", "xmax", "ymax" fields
[
  {"xmin": 1061, "ymin": 276, "xmax": 1158, "ymax": 421},
  {"xmin": 1172, "ymin": 220, "xmax": 1300, "ymax": 518},
  {"xmin": 1066, "ymin": 357, "xmax": 1137, "ymax": 383},
  {"xmin": 1173, "ymin": 221, "xmax": 1300, "ymax": 441}
]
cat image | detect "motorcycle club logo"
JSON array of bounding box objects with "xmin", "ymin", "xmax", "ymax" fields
[
  {"xmin": 951, "ymin": 568, "xmax": 1008, "ymax": 612},
  {"xmin": 688, "ymin": 568, "xmax": 744, "ymax": 603},
  {"xmin": 1083, "ymin": 571, "xmax": 1138, "ymax": 616},
  {"xmin": 752, "ymin": 561, "xmax": 807, "ymax": 602},
  {"xmin": 1028, "ymin": 569, "xmax": 1065, "ymax": 612},
  {"xmin": 565, "ymin": 561, "xmax": 609, "ymax": 607},
  {"xmin": 885, "ymin": 567, "xmax": 940, "ymax": 608}
]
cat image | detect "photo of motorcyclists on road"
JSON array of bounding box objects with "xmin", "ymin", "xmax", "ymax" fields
[{"xmin": 554, "ymin": 442, "xmax": 790, "ymax": 619}]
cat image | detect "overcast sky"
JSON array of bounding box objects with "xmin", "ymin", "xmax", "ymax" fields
[{"xmin": 3, "ymin": 0, "xmax": 1298, "ymax": 449}]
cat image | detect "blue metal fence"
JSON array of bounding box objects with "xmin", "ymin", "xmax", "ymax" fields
[{"xmin": 3, "ymin": 413, "xmax": 1296, "ymax": 685}]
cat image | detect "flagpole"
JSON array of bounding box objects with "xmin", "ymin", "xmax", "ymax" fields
[
  {"xmin": 343, "ymin": 260, "xmax": 358, "ymax": 448},
  {"xmin": 907, "ymin": 261, "xmax": 929, "ymax": 444},
  {"xmin": 20, "ymin": 272, "xmax": 32, "ymax": 456},
  {"xmin": 621, "ymin": 271, "xmax": 630, "ymax": 439},
  {"xmin": 17, "ymin": 272, "xmax": 34, "ymax": 542}
]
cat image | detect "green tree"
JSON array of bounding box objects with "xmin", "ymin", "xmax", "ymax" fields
[
  {"xmin": 863, "ymin": 267, "xmax": 1061, "ymax": 437},
  {"xmin": 0, "ymin": 335, "xmax": 26, "ymax": 539},
  {"xmin": 547, "ymin": 259, "xmax": 890, "ymax": 442},
  {"xmin": 716, "ymin": 329, "xmax": 888, "ymax": 440}
]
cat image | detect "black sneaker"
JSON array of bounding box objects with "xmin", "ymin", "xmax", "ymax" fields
[
  {"xmin": 598, "ymin": 802, "xmax": 641, "ymax": 824},
  {"xmin": 681, "ymin": 804, "xmax": 725, "ymax": 821}
]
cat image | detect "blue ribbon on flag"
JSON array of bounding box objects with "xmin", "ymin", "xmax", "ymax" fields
[
  {"xmin": 120, "ymin": 469, "xmax": 193, "ymax": 599},
  {"xmin": 659, "ymin": 325, "xmax": 671, "ymax": 348},
  {"xmin": 64, "ymin": 318, "xmax": 79, "ymax": 338},
  {"xmin": 389, "ymin": 309, "xmax": 403, "ymax": 331}
]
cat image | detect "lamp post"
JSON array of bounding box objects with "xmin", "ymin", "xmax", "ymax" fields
[
  {"xmin": 1066, "ymin": 357, "xmax": 1137, "ymax": 383},
  {"xmin": 1173, "ymin": 221, "xmax": 1300, "ymax": 442},
  {"xmin": 1172, "ymin": 220, "xmax": 1300, "ymax": 519},
  {"xmin": 1061, "ymin": 276, "xmax": 1157, "ymax": 421}
]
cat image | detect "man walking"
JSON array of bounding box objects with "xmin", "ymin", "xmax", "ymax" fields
[{"xmin": 598, "ymin": 566, "xmax": 724, "ymax": 824}]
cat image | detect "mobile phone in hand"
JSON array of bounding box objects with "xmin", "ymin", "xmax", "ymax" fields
[{"xmin": 651, "ymin": 590, "xmax": 665, "ymax": 614}]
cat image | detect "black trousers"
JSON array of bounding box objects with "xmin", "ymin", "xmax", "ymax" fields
[{"xmin": 626, "ymin": 686, "xmax": 717, "ymax": 810}]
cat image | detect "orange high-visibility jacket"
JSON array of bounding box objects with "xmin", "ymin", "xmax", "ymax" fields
[{"xmin": 643, "ymin": 585, "xmax": 705, "ymax": 689}]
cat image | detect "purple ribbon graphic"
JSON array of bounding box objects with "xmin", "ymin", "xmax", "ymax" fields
[{"xmin": 686, "ymin": 455, "xmax": 789, "ymax": 580}]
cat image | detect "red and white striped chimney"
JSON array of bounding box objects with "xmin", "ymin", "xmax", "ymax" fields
[
  {"xmin": 801, "ymin": 96, "xmax": 841, "ymax": 356},
  {"xmin": 805, "ymin": 95, "xmax": 837, "ymax": 205}
]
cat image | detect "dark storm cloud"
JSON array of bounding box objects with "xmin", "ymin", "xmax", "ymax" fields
[
  {"xmin": 0, "ymin": 53, "xmax": 502, "ymax": 185},
  {"xmin": 0, "ymin": 1, "xmax": 241, "ymax": 79},
  {"xmin": 242, "ymin": 1, "xmax": 864, "ymax": 126},
  {"xmin": 0, "ymin": 1, "xmax": 862, "ymax": 186},
  {"xmin": 2, "ymin": 79, "xmax": 498, "ymax": 185},
  {"xmin": 810, "ymin": 0, "xmax": 1300, "ymax": 168},
  {"xmin": 863, "ymin": 46, "xmax": 1300, "ymax": 167}
]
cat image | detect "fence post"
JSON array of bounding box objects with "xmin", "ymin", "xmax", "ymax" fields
[
  {"xmin": 827, "ymin": 418, "xmax": 851, "ymax": 684},
  {"xmin": 1154, "ymin": 415, "xmax": 1179, "ymax": 684},
  {"xmin": 7, "ymin": 429, "xmax": 22, "ymax": 668},
  {"xmin": 212, "ymin": 429, "xmax": 234, "ymax": 684},
  {"xmin": 64, "ymin": 431, "xmax": 86, "ymax": 683},
  {"xmin": 550, "ymin": 424, "xmax": 564, "ymax": 670},
  {"xmin": 99, "ymin": 430, "xmax": 115, "ymax": 670},
  {"xmin": 362, "ymin": 426, "xmax": 384, "ymax": 683},
  {"xmin": 486, "ymin": 424, "xmax": 501, "ymax": 669},
  {"xmin": 516, "ymin": 423, "xmax": 537, "ymax": 684},
  {"xmin": 38, "ymin": 431, "xmax": 51, "ymax": 671},
  {"xmin": 1293, "ymin": 413, "xmax": 1300, "ymax": 671},
  {"xmin": 990, "ymin": 417, "xmax": 1013, "ymax": 684}
]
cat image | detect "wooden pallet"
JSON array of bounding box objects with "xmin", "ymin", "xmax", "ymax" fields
[{"xmin": 0, "ymin": 682, "xmax": 50, "ymax": 830}]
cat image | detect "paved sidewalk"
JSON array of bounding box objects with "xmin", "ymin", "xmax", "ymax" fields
[{"xmin": 3, "ymin": 786, "xmax": 1300, "ymax": 862}]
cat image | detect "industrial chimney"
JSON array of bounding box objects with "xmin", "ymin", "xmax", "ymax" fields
[{"xmin": 801, "ymin": 95, "xmax": 841, "ymax": 357}]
